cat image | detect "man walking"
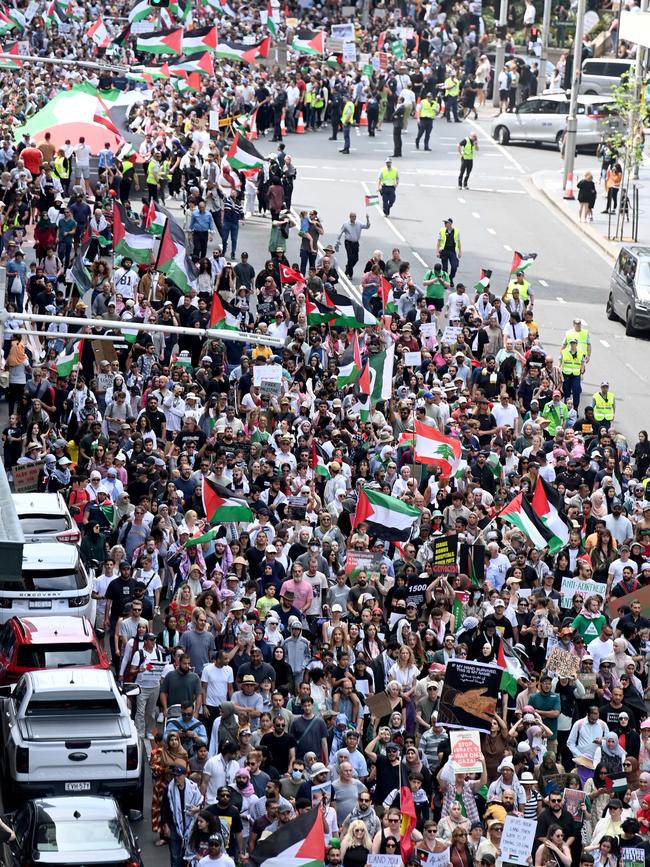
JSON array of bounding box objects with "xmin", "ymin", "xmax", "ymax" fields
[
  {"xmin": 415, "ymin": 93, "xmax": 437, "ymax": 151},
  {"xmin": 128, "ymin": 631, "xmax": 165, "ymax": 741},
  {"xmin": 377, "ymin": 158, "xmax": 399, "ymax": 217},
  {"xmin": 436, "ymin": 217, "xmax": 461, "ymax": 285},
  {"xmin": 560, "ymin": 337, "xmax": 587, "ymax": 411},
  {"xmin": 336, "ymin": 212, "xmax": 370, "ymax": 278},
  {"xmin": 458, "ymin": 132, "xmax": 478, "ymax": 189},
  {"xmin": 392, "ymin": 96, "xmax": 406, "ymax": 157},
  {"xmin": 189, "ymin": 201, "xmax": 216, "ymax": 259}
]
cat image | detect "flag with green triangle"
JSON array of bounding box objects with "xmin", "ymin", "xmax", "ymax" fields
[
  {"xmin": 56, "ymin": 339, "xmax": 84, "ymax": 377},
  {"xmin": 311, "ymin": 442, "xmax": 331, "ymax": 479},
  {"xmin": 203, "ymin": 478, "xmax": 253, "ymax": 524}
]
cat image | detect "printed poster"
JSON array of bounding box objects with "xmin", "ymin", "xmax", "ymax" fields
[{"xmin": 437, "ymin": 659, "xmax": 501, "ymax": 733}]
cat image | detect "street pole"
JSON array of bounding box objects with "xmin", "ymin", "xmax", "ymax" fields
[
  {"xmin": 562, "ymin": 0, "xmax": 586, "ymax": 189},
  {"xmin": 493, "ymin": 0, "xmax": 509, "ymax": 108},
  {"xmin": 630, "ymin": 0, "xmax": 649, "ymax": 179},
  {"xmin": 539, "ymin": 0, "xmax": 553, "ymax": 79},
  {"xmin": 0, "ymin": 53, "xmax": 128, "ymax": 73}
]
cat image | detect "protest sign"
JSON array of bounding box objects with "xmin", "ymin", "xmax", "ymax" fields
[
  {"xmin": 459, "ymin": 542, "xmax": 485, "ymax": 587},
  {"xmin": 450, "ymin": 730, "xmax": 482, "ymax": 774},
  {"xmin": 12, "ymin": 462, "xmax": 43, "ymax": 493},
  {"xmin": 563, "ymin": 788, "xmax": 586, "ymax": 819},
  {"xmin": 546, "ymin": 646, "xmax": 579, "ymax": 679},
  {"xmin": 416, "ymin": 850, "xmax": 450, "ymax": 867},
  {"xmin": 368, "ymin": 857, "xmax": 402, "ymax": 867},
  {"xmin": 560, "ymin": 576, "xmax": 606, "ymax": 608},
  {"xmin": 378, "ymin": 51, "xmax": 388, "ymax": 70},
  {"xmin": 260, "ymin": 380, "xmax": 282, "ymax": 398},
  {"xmin": 542, "ymin": 773, "xmax": 567, "ymax": 794},
  {"xmin": 253, "ymin": 363, "xmax": 282, "ymax": 387},
  {"xmin": 607, "ymin": 582, "xmax": 650, "ymax": 618},
  {"xmin": 331, "ymin": 22, "xmax": 355, "ymax": 41},
  {"xmin": 430, "ymin": 534, "xmax": 459, "ymax": 574},
  {"xmin": 419, "ymin": 323, "xmax": 438, "ymax": 340},
  {"xmin": 342, "ymin": 42, "xmax": 357, "ymax": 62},
  {"xmin": 501, "ymin": 816, "xmax": 538, "ymax": 866},
  {"xmin": 441, "ymin": 325, "xmax": 462, "ymax": 344},
  {"xmin": 437, "ymin": 659, "xmax": 501, "ymax": 732},
  {"xmin": 407, "ymin": 572, "xmax": 429, "ymax": 608},
  {"xmin": 287, "ymin": 496, "xmax": 307, "ymax": 519},
  {"xmin": 620, "ymin": 847, "xmax": 646, "ymax": 867},
  {"xmin": 366, "ymin": 690, "xmax": 394, "ymax": 720},
  {"xmin": 209, "ymin": 110, "xmax": 220, "ymax": 131},
  {"xmin": 345, "ymin": 550, "xmax": 380, "ymax": 578},
  {"xmin": 578, "ymin": 672, "xmax": 597, "ymax": 700},
  {"xmin": 404, "ymin": 351, "xmax": 422, "ymax": 367},
  {"xmin": 311, "ymin": 780, "xmax": 331, "ymax": 808}
]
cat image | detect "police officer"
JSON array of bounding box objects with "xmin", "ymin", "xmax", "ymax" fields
[
  {"xmin": 457, "ymin": 131, "xmax": 478, "ymax": 189},
  {"xmin": 377, "ymin": 158, "xmax": 399, "ymax": 217},
  {"xmin": 392, "ymin": 96, "xmax": 406, "ymax": 158},
  {"xmin": 562, "ymin": 317, "xmax": 591, "ymax": 363},
  {"xmin": 505, "ymin": 270, "xmax": 534, "ymax": 309},
  {"xmin": 415, "ymin": 93, "xmax": 438, "ymax": 151},
  {"xmin": 592, "ymin": 380, "xmax": 616, "ymax": 429},
  {"xmin": 328, "ymin": 86, "xmax": 343, "ymax": 141},
  {"xmin": 560, "ymin": 337, "xmax": 587, "ymax": 411},
  {"xmin": 435, "ymin": 217, "xmax": 461, "ymax": 285},
  {"xmin": 444, "ymin": 71, "xmax": 461, "ymax": 122},
  {"xmin": 340, "ymin": 93, "xmax": 355, "ymax": 155}
]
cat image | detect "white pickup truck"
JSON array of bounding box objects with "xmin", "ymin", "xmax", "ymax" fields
[{"xmin": 0, "ymin": 668, "xmax": 143, "ymax": 812}]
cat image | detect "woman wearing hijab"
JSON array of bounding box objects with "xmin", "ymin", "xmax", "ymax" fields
[
  {"xmin": 593, "ymin": 734, "xmax": 626, "ymax": 775},
  {"xmin": 270, "ymin": 645, "xmax": 294, "ymax": 694},
  {"xmin": 211, "ymin": 700, "xmax": 240, "ymax": 754},
  {"xmin": 150, "ymin": 730, "xmax": 188, "ymax": 844}
]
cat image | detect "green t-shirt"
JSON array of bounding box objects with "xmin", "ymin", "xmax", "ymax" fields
[
  {"xmin": 571, "ymin": 612, "xmax": 607, "ymax": 645},
  {"xmin": 530, "ymin": 690, "xmax": 561, "ymax": 738},
  {"xmin": 424, "ymin": 269, "xmax": 448, "ymax": 299}
]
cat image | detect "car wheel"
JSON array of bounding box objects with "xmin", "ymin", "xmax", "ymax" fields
[
  {"xmin": 625, "ymin": 308, "xmax": 637, "ymax": 336},
  {"xmin": 606, "ymin": 294, "xmax": 617, "ymax": 321},
  {"xmin": 495, "ymin": 125, "xmax": 510, "ymax": 145}
]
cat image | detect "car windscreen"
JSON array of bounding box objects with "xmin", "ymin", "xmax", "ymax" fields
[
  {"xmin": 15, "ymin": 567, "xmax": 86, "ymax": 592},
  {"xmin": 35, "ymin": 817, "xmax": 127, "ymax": 853},
  {"xmin": 16, "ymin": 644, "xmax": 100, "ymax": 668},
  {"xmin": 25, "ymin": 697, "xmax": 121, "ymax": 716},
  {"xmin": 19, "ymin": 516, "xmax": 69, "ymax": 535},
  {"xmin": 637, "ymin": 261, "xmax": 650, "ymax": 299}
]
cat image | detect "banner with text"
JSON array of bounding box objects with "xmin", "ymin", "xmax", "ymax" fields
[{"xmin": 437, "ymin": 658, "xmax": 500, "ymax": 733}]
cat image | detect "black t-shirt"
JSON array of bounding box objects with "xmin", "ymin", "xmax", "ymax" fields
[
  {"xmin": 105, "ymin": 576, "xmax": 138, "ymax": 621},
  {"xmin": 535, "ymin": 807, "xmax": 575, "ymax": 849},
  {"xmin": 599, "ymin": 700, "xmax": 636, "ymax": 731},
  {"xmin": 204, "ymin": 803, "xmax": 243, "ymax": 856},
  {"xmin": 260, "ymin": 731, "xmax": 297, "ymax": 774},
  {"xmin": 144, "ymin": 409, "xmax": 166, "ymax": 437}
]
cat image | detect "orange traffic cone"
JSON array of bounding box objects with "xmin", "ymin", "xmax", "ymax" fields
[
  {"xmin": 359, "ymin": 104, "xmax": 367, "ymax": 126},
  {"xmin": 563, "ymin": 171, "xmax": 575, "ymax": 200},
  {"xmin": 281, "ymin": 117, "xmax": 287, "ymax": 136},
  {"xmin": 249, "ymin": 112, "xmax": 258, "ymax": 140},
  {"xmin": 296, "ymin": 112, "xmax": 305, "ymax": 133}
]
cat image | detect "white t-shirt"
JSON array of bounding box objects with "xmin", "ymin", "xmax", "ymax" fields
[
  {"xmin": 113, "ymin": 267, "xmax": 139, "ymax": 300},
  {"xmin": 491, "ymin": 402, "xmax": 519, "ymax": 429},
  {"xmin": 201, "ymin": 663, "xmax": 234, "ymax": 706},
  {"xmin": 303, "ymin": 570, "xmax": 328, "ymax": 616},
  {"xmin": 203, "ymin": 754, "xmax": 239, "ymax": 803},
  {"xmin": 447, "ymin": 292, "xmax": 470, "ymax": 321}
]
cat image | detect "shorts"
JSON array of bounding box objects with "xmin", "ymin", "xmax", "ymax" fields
[
  {"xmin": 74, "ymin": 165, "xmax": 90, "ymax": 179},
  {"xmin": 428, "ymin": 297, "xmax": 444, "ymax": 312}
]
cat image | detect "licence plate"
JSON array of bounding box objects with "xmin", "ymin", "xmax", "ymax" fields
[
  {"xmin": 65, "ymin": 782, "xmax": 91, "ymax": 792},
  {"xmin": 28, "ymin": 600, "xmax": 52, "ymax": 609}
]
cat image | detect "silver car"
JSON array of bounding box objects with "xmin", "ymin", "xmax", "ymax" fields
[{"xmin": 490, "ymin": 94, "xmax": 618, "ymax": 151}]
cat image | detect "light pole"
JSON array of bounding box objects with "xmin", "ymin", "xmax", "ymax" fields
[
  {"xmin": 539, "ymin": 0, "xmax": 553, "ymax": 82},
  {"xmin": 562, "ymin": 0, "xmax": 586, "ymax": 190},
  {"xmin": 493, "ymin": 0, "xmax": 509, "ymax": 108}
]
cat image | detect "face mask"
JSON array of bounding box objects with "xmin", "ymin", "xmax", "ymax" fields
[{"xmin": 291, "ymin": 770, "xmax": 302, "ymax": 780}]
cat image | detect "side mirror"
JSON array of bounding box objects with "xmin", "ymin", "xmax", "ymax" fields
[
  {"xmin": 128, "ymin": 809, "xmax": 144, "ymax": 823},
  {"xmin": 121, "ymin": 683, "xmax": 141, "ymax": 698},
  {"xmin": 0, "ymin": 684, "xmax": 16, "ymax": 698}
]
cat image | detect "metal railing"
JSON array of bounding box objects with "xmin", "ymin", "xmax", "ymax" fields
[{"xmin": 607, "ymin": 183, "xmax": 640, "ymax": 241}]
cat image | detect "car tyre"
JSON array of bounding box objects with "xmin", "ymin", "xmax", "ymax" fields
[
  {"xmin": 606, "ymin": 294, "xmax": 617, "ymax": 321},
  {"xmin": 625, "ymin": 308, "xmax": 637, "ymax": 336},
  {"xmin": 495, "ymin": 125, "xmax": 510, "ymax": 145}
]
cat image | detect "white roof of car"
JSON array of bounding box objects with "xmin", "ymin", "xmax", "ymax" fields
[
  {"xmin": 27, "ymin": 668, "xmax": 115, "ymax": 691},
  {"xmin": 22, "ymin": 542, "xmax": 80, "ymax": 569},
  {"xmin": 12, "ymin": 492, "xmax": 68, "ymax": 516}
]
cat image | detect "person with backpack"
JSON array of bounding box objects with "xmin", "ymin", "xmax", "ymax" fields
[{"xmin": 129, "ymin": 631, "xmax": 166, "ymax": 739}]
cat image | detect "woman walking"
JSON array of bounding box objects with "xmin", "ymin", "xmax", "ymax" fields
[{"xmin": 577, "ymin": 171, "xmax": 597, "ymax": 222}]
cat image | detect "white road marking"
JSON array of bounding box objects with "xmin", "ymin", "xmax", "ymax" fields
[
  {"xmin": 556, "ymin": 296, "xmax": 567, "ymax": 304},
  {"xmin": 466, "ymin": 117, "xmax": 526, "ymax": 175},
  {"xmin": 458, "ymin": 197, "xmax": 466, "ymax": 204},
  {"xmin": 625, "ymin": 361, "xmax": 648, "ymax": 383},
  {"xmin": 503, "ymin": 244, "xmax": 512, "ymax": 251},
  {"xmin": 385, "ymin": 216, "xmax": 407, "ymax": 243},
  {"xmin": 600, "ymin": 339, "xmax": 611, "ymax": 348},
  {"xmin": 539, "ymin": 279, "xmax": 549, "ymax": 287},
  {"xmin": 471, "ymin": 211, "xmax": 481, "ymax": 219},
  {"xmin": 413, "ymin": 251, "xmax": 429, "ymax": 267},
  {"xmin": 487, "ymin": 227, "xmax": 496, "ymax": 234}
]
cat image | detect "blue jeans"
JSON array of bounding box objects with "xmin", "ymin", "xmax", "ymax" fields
[
  {"xmin": 299, "ymin": 249, "xmax": 316, "ymax": 275},
  {"xmin": 342, "ymin": 124, "xmax": 351, "ymax": 151},
  {"xmin": 221, "ymin": 218, "xmax": 240, "ymax": 256},
  {"xmin": 169, "ymin": 827, "xmax": 185, "ymax": 867}
]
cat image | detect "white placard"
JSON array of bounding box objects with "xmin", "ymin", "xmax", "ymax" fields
[
  {"xmin": 450, "ymin": 729, "xmax": 483, "ymax": 774},
  {"xmin": 560, "ymin": 576, "xmax": 606, "ymax": 608},
  {"xmin": 501, "ymin": 816, "xmax": 538, "ymax": 866},
  {"xmin": 24, "ymin": 1, "xmax": 38, "ymax": 23},
  {"xmin": 331, "ymin": 23, "xmax": 355, "ymax": 41},
  {"xmin": 253, "ymin": 363, "xmax": 282, "ymax": 386},
  {"xmin": 404, "ymin": 351, "xmax": 422, "ymax": 367},
  {"xmin": 417, "ymin": 849, "xmax": 451, "ymax": 867},
  {"xmin": 367, "ymin": 856, "xmax": 402, "ymax": 867},
  {"xmin": 131, "ymin": 21, "xmax": 155, "ymax": 33},
  {"xmin": 209, "ymin": 110, "xmax": 220, "ymax": 131},
  {"xmin": 342, "ymin": 42, "xmax": 357, "ymax": 62},
  {"xmin": 419, "ymin": 322, "xmax": 437, "ymax": 339},
  {"xmin": 441, "ymin": 325, "xmax": 462, "ymax": 343}
]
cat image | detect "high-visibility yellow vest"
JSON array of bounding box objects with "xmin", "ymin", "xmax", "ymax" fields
[
  {"xmin": 438, "ymin": 226, "xmax": 459, "ymax": 252},
  {"xmin": 445, "ymin": 77, "xmax": 460, "ymax": 97},
  {"xmin": 122, "ymin": 158, "xmax": 134, "ymax": 173},
  {"xmin": 593, "ymin": 390, "xmax": 615, "ymax": 421},
  {"xmin": 313, "ymin": 92, "xmax": 324, "ymax": 109},
  {"xmin": 506, "ymin": 277, "xmax": 530, "ymax": 302},
  {"xmin": 304, "ymin": 89, "xmax": 313, "ymax": 106},
  {"xmin": 461, "ymin": 140, "xmax": 476, "ymax": 160},
  {"xmin": 560, "ymin": 347, "xmax": 586, "ymax": 376},
  {"xmin": 379, "ymin": 167, "xmax": 398, "ymax": 186},
  {"xmin": 341, "ymin": 100, "xmax": 355, "ymax": 125},
  {"xmin": 160, "ymin": 159, "xmax": 171, "ymax": 181},
  {"xmin": 565, "ymin": 327, "xmax": 589, "ymax": 355},
  {"xmin": 54, "ymin": 155, "xmax": 69, "ymax": 179},
  {"xmin": 420, "ymin": 98, "xmax": 437, "ymax": 119},
  {"xmin": 146, "ymin": 161, "xmax": 159, "ymax": 184}
]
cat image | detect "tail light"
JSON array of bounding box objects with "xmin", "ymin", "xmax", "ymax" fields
[
  {"xmin": 16, "ymin": 746, "xmax": 29, "ymax": 774},
  {"xmin": 587, "ymin": 113, "xmax": 606, "ymax": 119},
  {"xmin": 125, "ymin": 861, "xmax": 140, "ymax": 867},
  {"xmin": 55, "ymin": 530, "xmax": 80, "ymax": 544},
  {"xmin": 69, "ymin": 594, "xmax": 90, "ymax": 608},
  {"xmin": 126, "ymin": 744, "xmax": 139, "ymax": 771}
]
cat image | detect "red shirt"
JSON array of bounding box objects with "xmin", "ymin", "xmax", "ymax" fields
[{"xmin": 21, "ymin": 146, "xmax": 43, "ymax": 176}]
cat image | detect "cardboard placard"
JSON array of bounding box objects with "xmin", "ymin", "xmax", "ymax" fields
[
  {"xmin": 419, "ymin": 323, "xmax": 438, "ymax": 339},
  {"xmin": 287, "ymin": 495, "xmax": 307, "ymax": 518},
  {"xmin": 404, "ymin": 351, "xmax": 422, "ymax": 367},
  {"xmin": 365, "ymin": 690, "xmax": 394, "ymax": 721},
  {"xmin": 92, "ymin": 339, "xmax": 118, "ymax": 364},
  {"xmin": 260, "ymin": 380, "xmax": 282, "ymax": 397},
  {"xmin": 431, "ymin": 534, "xmax": 459, "ymax": 574},
  {"xmin": 546, "ymin": 646, "xmax": 579, "ymax": 679},
  {"xmin": 450, "ymin": 729, "xmax": 483, "ymax": 774},
  {"xmin": 378, "ymin": 51, "xmax": 388, "ymax": 70},
  {"xmin": 563, "ymin": 788, "xmax": 586, "ymax": 819},
  {"xmin": 416, "ymin": 849, "xmax": 450, "ymax": 867},
  {"xmin": 253, "ymin": 363, "xmax": 283, "ymax": 386},
  {"xmin": 560, "ymin": 576, "xmax": 606, "ymax": 608},
  {"xmin": 12, "ymin": 462, "xmax": 43, "ymax": 493},
  {"xmin": 368, "ymin": 857, "xmax": 402, "ymax": 867},
  {"xmin": 437, "ymin": 659, "xmax": 501, "ymax": 733},
  {"xmin": 501, "ymin": 816, "xmax": 538, "ymax": 866},
  {"xmin": 441, "ymin": 325, "xmax": 462, "ymax": 344}
]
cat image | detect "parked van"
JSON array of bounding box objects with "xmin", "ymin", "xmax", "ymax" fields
[
  {"xmin": 606, "ymin": 245, "xmax": 650, "ymax": 335},
  {"xmin": 580, "ymin": 57, "xmax": 634, "ymax": 95},
  {"xmin": 0, "ymin": 543, "xmax": 93, "ymax": 624}
]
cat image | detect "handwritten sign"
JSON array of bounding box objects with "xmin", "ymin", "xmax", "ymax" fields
[
  {"xmin": 450, "ymin": 730, "xmax": 482, "ymax": 774},
  {"xmin": 416, "ymin": 848, "xmax": 450, "ymax": 867},
  {"xmin": 560, "ymin": 576, "xmax": 606, "ymax": 608},
  {"xmin": 546, "ymin": 646, "xmax": 579, "ymax": 679},
  {"xmin": 368, "ymin": 856, "xmax": 402, "ymax": 867},
  {"xmin": 404, "ymin": 351, "xmax": 422, "ymax": 367},
  {"xmin": 253, "ymin": 363, "xmax": 283, "ymax": 386},
  {"xmin": 501, "ymin": 815, "xmax": 538, "ymax": 866},
  {"xmin": 12, "ymin": 462, "xmax": 43, "ymax": 493},
  {"xmin": 311, "ymin": 780, "xmax": 331, "ymax": 808},
  {"xmin": 441, "ymin": 325, "xmax": 462, "ymax": 344}
]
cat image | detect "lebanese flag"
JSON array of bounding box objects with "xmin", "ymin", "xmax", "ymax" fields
[
  {"xmin": 414, "ymin": 420, "xmax": 462, "ymax": 476},
  {"xmin": 87, "ymin": 17, "xmax": 110, "ymax": 48}
]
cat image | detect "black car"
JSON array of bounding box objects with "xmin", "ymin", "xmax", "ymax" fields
[{"xmin": 3, "ymin": 795, "xmax": 143, "ymax": 867}]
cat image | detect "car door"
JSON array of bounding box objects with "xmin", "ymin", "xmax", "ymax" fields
[
  {"xmin": 532, "ymin": 99, "xmax": 562, "ymax": 142},
  {"xmin": 511, "ymin": 99, "xmax": 540, "ymax": 141},
  {"xmin": 611, "ymin": 251, "xmax": 629, "ymax": 314}
]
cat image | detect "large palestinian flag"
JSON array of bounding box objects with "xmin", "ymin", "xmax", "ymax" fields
[
  {"xmin": 291, "ymin": 28, "xmax": 325, "ymax": 55},
  {"xmin": 325, "ymin": 287, "xmax": 377, "ymax": 328},
  {"xmin": 156, "ymin": 214, "xmax": 196, "ymax": 294},
  {"xmin": 203, "ymin": 478, "xmax": 253, "ymax": 524},
  {"xmin": 250, "ymin": 807, "xmax": 324, "ymax": 867},
  {"xmin": 499, "ymin": 492, "xmax": 558, "ymax": 551},
  {"xmin": 169, "ymin": 52, "xmax": 213, "ymax": 75},
  {"xmin": 113, "ymin": 202, "xmax": 155, "ymax": 264},
  {"xmin": 216, "ymin": 39, "xmax": 263, "ymax": 63},
  {"xmin": 352, "ymin": 487, "xmax": 420, "ymax": 542},
  {"xmin": 336, "ymin": 333, "xmax": 362, "ymax": 387},
  {"xmin": 227, "ymin": 133, "xmax": 266, "ymax": 170},
  {"xmin": 136, "ymin": 26, "xmax": 183, "ymax": 55},
  {"xmin": 182, "ymin": 25, "xmax": 217, "ymax": 54},
  {"xmin": 531, "ymin": 477, "xmax": 570, "ymax": 555},
  {"xmin": 209, "ymin": 293, "xmax": 239, "ymax": 330}
]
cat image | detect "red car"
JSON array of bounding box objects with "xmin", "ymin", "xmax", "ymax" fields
[{"xmin": 0, "ymin": 616, "xmax": 110, "ymax": 685}]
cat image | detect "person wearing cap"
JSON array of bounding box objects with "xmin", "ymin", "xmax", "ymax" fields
[
  {"xmin": 377, "ymin": 157, "xmax": 399, "ymax": 217},
  {"xmin": 199, "ymin": 832, "xmax": 236, "ymax": 867},
  {"xmin": 541, "ymin": 388, "xmax": 570, "ymax": 436},
  {"xmin": 528, "ymin": 672, "xmax": 561, "ymax": 751},
  {"xmin": 560, "ymin": 335, "xmax": 587, "ymax": 412},
  {"xmin": 128, "ymin": 631, "xmax": 166, "ymax": 739},
  {"xmin": 436, "ymin": 217, "xmax": 461, "ymax": 286},
  {"xmin": 591, "ymin": 380, "xmax": 616, "ymax": 429},
  {"xmin": 161, "ymin": 762, "xmax": 203, "ymax": 864}
]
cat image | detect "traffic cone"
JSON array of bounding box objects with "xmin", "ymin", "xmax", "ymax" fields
[
  {"xmin": 296, "ymin": 112, "xmax": 305, "ymax": 133},
  {"xmin": 359, "ymin": 103, "xmax": 367, "ymax": 126},
  {"xmin": 249, "ymin": 112, "xmax": 258, "ymax": 140},
  {"xmin": 281, "ymin": 117, "xmax": 287, "ymax": 136},
  {"xmin": 563, "ymin": 171, "xmax": 575, "ymax": 200},
  {"xmin": 415, "ymin": 98, "xmax": 422, "ymax": 120}
]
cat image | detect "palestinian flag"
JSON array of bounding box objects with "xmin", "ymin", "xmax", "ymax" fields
[
  {"xmin": 113, "ymin": 201, "xmax": 155, "ymax": 264},
  {"xmin": 70, "ymin": 243, "xmax": 93, "ymax": 294},
  {"xmin": 202, "ymin": 0, "xmax": 235, "ymax": 16},
  {"xmin": 169, "ymin": 52, "xmax": 213, "ymax": 75},
  {"xmin": 182, "ymin": 25, "xmax": 217, "ymax": 54},
  {"xmin": 112, "ymin": 23, "xmax": 131, "ymax": 46},
  {"xmin": 498, "ymin": 493, "xmax": 553, "ymax": 550},
  {"xmin": 352, "ymin": 487, "xmax": 420, "ymax": 542},
  {"xmin": 364, "ymin": 194, "xmax": 379, "ymax": 207},
  {"xmin": 209, "ymin": 293, "xmax": 239, "ymax": 330},
  {"xmin": 136, "ymin": 26, "xmax": 183, "ymax": 55},
  {"xmin": 87, "ymin": 17, "xmax": 110, "ymax": 47},
  {"xmin": 510, "ymin": 251, "xmax": 537, "ymax": 273},
  {"xmin": 7, "ymin": 8, "xmax": 25, "ymax": 29},
  {"xmin": 128, "ymin": 0, "xmax": 153, "ymax": 22},
  {"xmin": 306, "ymin": 297, "xmax": 332, "ymax": 326},
  {"xmin": 172, "ymin": 73, "xmax": 201, "ymax": 93},
  {"xmin": 156, "ymin": 214, "xmax": 195, "ymax": 294},
  {"xmin": 532, "ymin": 477, "xmax": 570, "ymax": 555},
  {"xmin": 291, "ymin": 28, "xmax": 325, "ymax": 55},
  {"xmin": 265, "ymin": 0, "xmax": 277, "ymax": 37},
  {"xmin": 336, "ymin": 333, "xmax": 362, "ymax": 387},
  {"xmin": 459, "ymin": 541, "xmax": 485, "ymax": 589},
  {"xmin": 367, "ymin": 343, "xmax": 395, "ymax": 404},
  {"xmin": 486, "ymin": 451, "xmax": 504, "ymax": 480},
  {"xmin": 379, "ymin": 276, "xmax": 397, "ymax": 314},
  {"xmin": 414, "ymin": 421, "xmax": 462, "ymax": 476},
  {"xmin": 216, "ymin": 39, "xmax": 260, "ymax": 63},
  {"xmin": 0, "ymin": 42, "xmax": 21, "ymax": 69},
  {"xmin": 56, "ymin": 339, "xmax": 84, "ymax": 377},
  {"xmin": 473, "ymin": 268, "xmax": 492, "ymax": 292},
  {"xmin": 133, "ymin": 62, "xmax": 171, "ymax": 79},
  {"xmin": 93, "ymin": 98, "xmax": 121, "ymax": 136},
  {"xmin": 311, "ymin": 442, "xmax": 331, "ymax": 479},
  {"xmin": 279, "ymin": 262, "xmax": 303, "ymax": 285},
  {"xmin": 325, "ymin": 287, "xmax": 377, "ymax": 328},
  {"xmin": 184, "ymin": 525, "xmax": 226, "ymax": 548},
  {"xmin": 203, "ymin": 477, "xmax": 253, "ymax": 524},
  {"xmin": 227, "ymin": 133, "xmax": 265, "ymax": 170},
  {"xmin": 250, "ymin": 807, "xmax": 324, "ymax": 867},
  {"xmin": 144, "ymin": 200, "xmax": 165, "ymax": 236}
]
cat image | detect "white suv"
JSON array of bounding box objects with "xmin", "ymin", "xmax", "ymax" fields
[
  {"xmin": 0, "ymin": 543, "xmax": 93, "ymax": 624},
  {"xmin": 12, "ymin": 493, "xmax": 80, "ymax": 545}
]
